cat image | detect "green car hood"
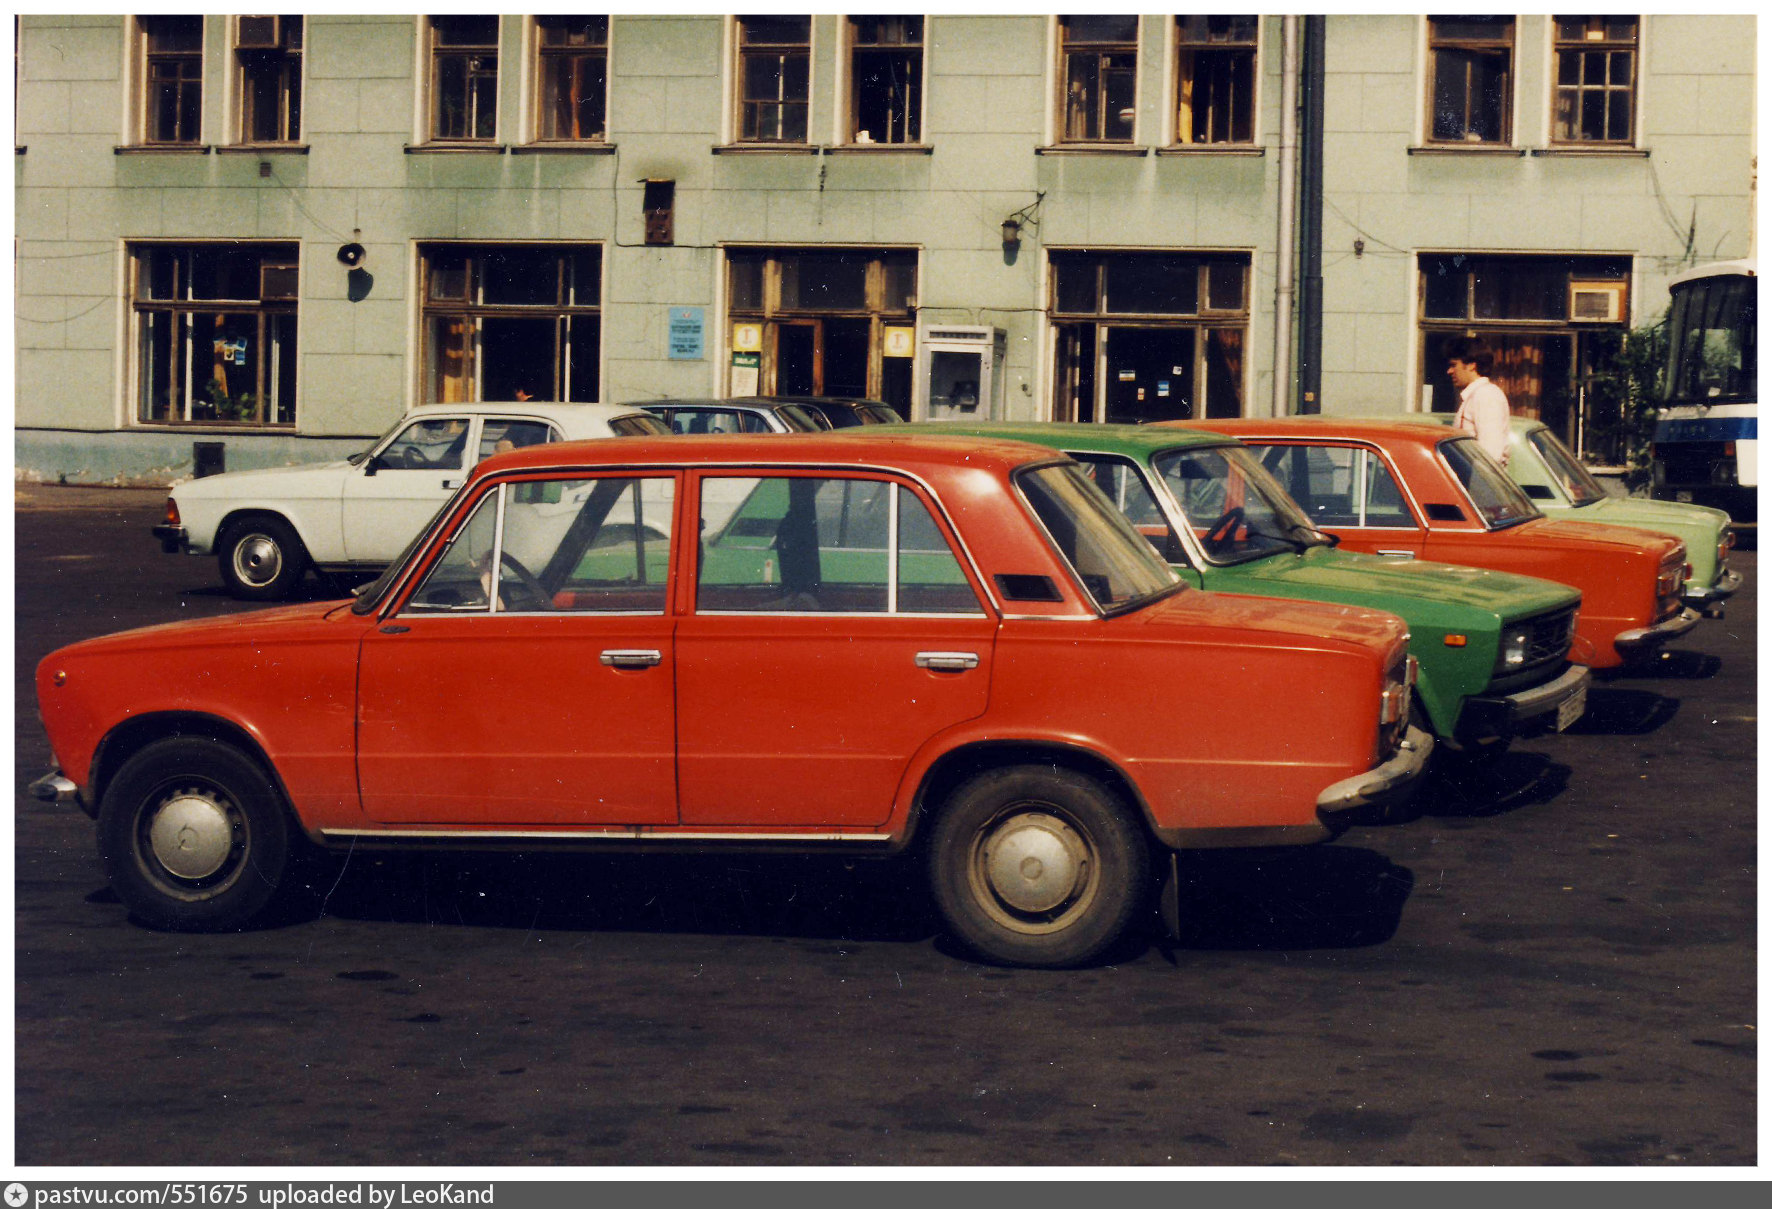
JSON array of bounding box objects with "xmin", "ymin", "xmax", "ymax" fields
[
  {"xmin": 1205, "ymin": 546, "xmax": 1579, "ymax": 626},
  {"xmin": 1541, "ymin": 496, "xmax": 1730, "ymax": 578}
]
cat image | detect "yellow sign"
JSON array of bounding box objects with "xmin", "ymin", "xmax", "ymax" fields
[
  {"xmin": 731, "ymin": 322, "xmax": 763, "ymax": 352},
  {"xmin": 883, "ymin": 326, "xmax": 915, "ymax": 358}
]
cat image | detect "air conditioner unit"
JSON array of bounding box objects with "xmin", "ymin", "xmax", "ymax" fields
[
  {"xmin": 1569, "ymin": 280, "xmax": 1627, "ymax": 323},
  {"xmin": 260, "ymin": 263, "xmax": 299, "ymax": 300},
  {"xmin": 236, "ymin": 16, "xmax": 284, "ymax": 50}
]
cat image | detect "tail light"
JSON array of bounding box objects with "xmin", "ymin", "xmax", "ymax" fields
[{"xmin": 164, "ymin": 498, "xmax": 181, "ymax": 526}]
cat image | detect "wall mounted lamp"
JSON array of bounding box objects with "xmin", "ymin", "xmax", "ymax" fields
[{"xmin": 999, "ymin": 192, "xmax": 1046, "ymax": 249}]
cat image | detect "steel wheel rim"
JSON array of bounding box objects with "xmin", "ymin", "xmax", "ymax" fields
[
  {"xmin": 966, "ymin": 805, "xmax": 1098, "ymax": 935},
  {"xmin": 232, "ymin": 533, "xmax": 283, "ymax": 587},
  {"xmin": 135, "ymin": 782, "xmax": 250, "ymax": 899}
]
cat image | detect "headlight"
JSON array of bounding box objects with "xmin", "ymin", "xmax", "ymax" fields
[{"xmin": 1496, "ymin": 626, "xmax": 1531, "ymax": 671}]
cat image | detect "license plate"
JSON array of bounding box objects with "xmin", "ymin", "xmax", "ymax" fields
[
  {"xmin": 1556, "ymin": 685, "xmax": 1587, "ymax": 732},
  {"xmin": 1676, "ymin": 491, "xmax": 1694, "ymax": 502}
]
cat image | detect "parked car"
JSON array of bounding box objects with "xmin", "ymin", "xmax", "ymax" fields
[
  {"xmin": 38, "ymin": 432, "xmax": 1430, "ymax": 968},
  {"xmin": 1172, "ymin": 417, "xmax": 1698, "ymax": 669},
  {"xmin": 922, "ymin": 422, "xmax": 1589, "ymax": 754},
  {"xmin": 153, "ymin": 402, "xmax": 671, "ymax": 600},
  {"xmin": 642, "ymin": 399, "xmax": 829, "ymax": 434},
  {"xmin": 787, "ymin": 397, "xmax": 905, "ymax": 428},
  {"xmin": 1404, "ymin": 414, "xmax": 1740, "ymax": 617}
]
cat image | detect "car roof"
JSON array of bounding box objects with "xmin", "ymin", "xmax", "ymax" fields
[
  {"xmin": 909, "ymin": 420, "xmax": 1237, "ymax": 456},
  {"xmin": 474, "ymin": 431, "xmax": 1070, "ymax": 479},
  {"xmin": 644, "ymin": 398, "xmax": 811, "ymax": 411},
  {"xmin": 1168, "ymin": 415, "xmax": 1465, "ymax": 450},
  {"xmin": 409, "ymin": 401, "xmax": 658, "ymax": 426}
]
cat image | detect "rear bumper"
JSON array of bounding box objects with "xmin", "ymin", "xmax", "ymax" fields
[
  {"xmin": 151, "ymin": 523, "xmax": 189, "ymax": 555},
  {"xmin": 1315, "ymin": 724, "xmax": 1434, "ymax": 820},
  {"xmin": 1615, "ymin": 607, "xmax": 1701, "ymax": 655},
  {"xmin": 1457, "ymin": 663, "xmax": 1591, "ymax": 742}
]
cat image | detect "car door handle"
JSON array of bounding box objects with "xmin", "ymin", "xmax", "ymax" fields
[
  {"xmin": 915, "ymin": 651, "xmax": 979, "ymax": 671},
  {"xmin": 1375, "ymin": 549, "xmax": 1416, "ymax": 559},
  {"xmin": 600, "ymin": 649, "xmax": 663, "ymax": 669},
  {"xmin": 442, "ymin": 477, "xmax": 462, "ymax": 490}
]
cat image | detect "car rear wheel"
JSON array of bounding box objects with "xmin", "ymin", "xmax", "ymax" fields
[
  {"xmin": 218, "ymin": 514, "xmax": 308, "ymax": 600},
  {"xmin": 928, "ymin": 766, "xmax": 1149, "ymax": 968},
  {"xmin": 97, "ymin": 737, "xmax": 291, "ymax": 932}
]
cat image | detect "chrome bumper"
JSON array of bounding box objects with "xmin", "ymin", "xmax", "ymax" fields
[
  {"xmin": 1684, "ymin": 568, "xmax": 1743, "ymax": 616},
  {"xmin": 1615, "ymin": 607, "xmax": 1701, "ymax": 653},
  {"xmin": 1315, "ymin": 724, "xmax": 1434, "ymax": 817},
  {"xmin": 151, "ymin": 523, "xmax": 189, "ymax": 555},
  {"xmin": 1461, "ymin": 662, "xmax": 1591, "ymax": 738},
  {"xmin": 28, "ymin": 770, "xmax": 79, "ymax": 804}
]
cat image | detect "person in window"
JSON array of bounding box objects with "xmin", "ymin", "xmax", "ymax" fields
[{"xmin": 1446, "ymin": 337, "xmax": 1510, "ymax": 466}]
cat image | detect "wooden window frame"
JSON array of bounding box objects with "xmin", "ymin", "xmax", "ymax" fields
[
  {"xmin": 1550, "ymin": 15, "xmax": 1638, "ymax": 146},
  {"xmin": 1057, "ymin": 15, "xmax": 1140, "ymax": 144},
  {"xmin": 1174, "ymin": 15, "xmax": 1258, "ymax": 146},
  {"xmin": 1425, "ymin": 16, "xmax": 1515, "ymax": 146}
]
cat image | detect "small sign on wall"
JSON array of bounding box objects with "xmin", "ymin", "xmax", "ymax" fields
[
  {"xmin": 668, "ymin": 307, "xmax": 704, "ymax": 360},
  {"xmin": 731, "ymin": 351, "xmax": 760, "ymax": 397},
  {"xmin": 883, "ymin": 326, "xmax": 915, "ymax": 358},
  {"xmin": 732, "ymin": 322, "xmax": 763, "ymax": 352}
]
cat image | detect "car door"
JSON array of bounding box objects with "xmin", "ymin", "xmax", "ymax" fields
[
  {"xmin": 341, "ymin": 414, "xmax": 478, "ymax": 563},
  {"xmin": 676, "ymin": 470, "xmax": 998, "ymax": 828},
  {"xmin": 356, "ymin": 472, "xmax": 681, "ymax": 825},
  {"xmin": 1255, "ymin": 441, "xmax": 1426, "ymax": 558}
]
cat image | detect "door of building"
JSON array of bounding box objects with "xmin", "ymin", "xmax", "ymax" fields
[{"xmin": 1104, "ymin": 326, "xmax": 1196, "ymax": 423}]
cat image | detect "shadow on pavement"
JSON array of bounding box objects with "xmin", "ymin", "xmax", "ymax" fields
[
  {"xmin": 1159, "ymin": 846, "xmax": 1413, "ymax": 953},
  {"xmin": 1417, "ymin": 750, "xmax": 1572, "ymax": 819},
  {"xmin": 1564, "ymin": 687, "xmax": 1680, "ymax": 737},
  {"xmin": 1601, "ymin": 649, "xmax": 1723, "ymax": 681}
]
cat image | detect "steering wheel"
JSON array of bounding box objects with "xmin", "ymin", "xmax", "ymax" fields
[
  {"xmin": 402, "ymin": 446, "xmax": 429, "ymax": 469},
  {"xmin": 1203, "ymin": 507, "xmax": 1246, "ymax": 552},
  {"xmin": 496, "ymin": 551, "xmax": 550, "ymax": 611}
]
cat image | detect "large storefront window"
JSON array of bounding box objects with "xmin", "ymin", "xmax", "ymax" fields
[
  {"xmin": 132, "ymin": 243, "xmax": 298, "ymax": 426},
  {"xmin": 725, "ymin": 247, "xmax": 917, "ymax": 413},
  {"xmin": 1418, "ymin": 252, "xmax": 1630, "ymax": 456},
  {"xmin": 421, "ymin": 243, "xmax": 602, "ymax": 403},
  {"xmin": 1050, "ymin": 250, "xmax": 1250, "ymax": 423}
]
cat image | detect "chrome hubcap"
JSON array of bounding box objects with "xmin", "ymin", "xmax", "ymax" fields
[
  {"xmin": 147, "ymin": 790, "xmax": 236, "ymax": 880},
  {"xmin": 233, "ymin": 534, "xmax": 282, "ymax": 586},
  {"xmin": 979, "ymin": 811, "xmax": 1090, "ymax": 916}
]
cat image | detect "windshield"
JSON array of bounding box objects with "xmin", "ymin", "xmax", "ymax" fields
[
  {"xmin": 348, "ymin": 415, "xmax": 416, "ymax": 465},
  {"xmin": 1015, "ymin": 463, "xmax": 1180, "ymax": 612},
  {"xmin": 1439, "ymin": 437, "xmax": 1540, "ymax": 528},
  {"xmin": 1525, "ymin": 427, "xmax": 1606, "ymax": 506},
  {"xmin": 1149, "ymin": 444, "xmax": 1326, "ymax": 564},
  {"xmin": 1662, "ymin": 274, "xmax": 1756, "ymax": 404}
]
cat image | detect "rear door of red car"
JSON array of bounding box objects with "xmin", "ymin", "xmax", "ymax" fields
[
  {"xmin": 355, "ymin": 472, "xmax": 681, "ymax": 825},
  {"xmin": 675, "ymin": 469, "xmax": 997, "ymax": 828}
]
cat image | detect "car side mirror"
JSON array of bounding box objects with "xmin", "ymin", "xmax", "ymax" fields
[{"xmin": 363, "ymin": 457, "xmax": 380, "ymax": 478}]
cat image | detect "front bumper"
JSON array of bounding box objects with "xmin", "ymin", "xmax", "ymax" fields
[
  {"xmin": 152, "ymin": 523, "xmax": 189, "ymax": 555},
  {"xmin": 1614, "ymin": 607, "xmax": 1701, "ymax": 656},
  {"xmin": 1683, "ymin": 568, "xmax": 1743, "ymax": 617},
  {"xmin": 1457, "ymin": 662, "xmax": 1591, "ymax": 743},
  {"xmin": 1315, "ymin": 724, "xmax": 1434, "ymax": 820},
  {"xmin": 28, "ymin": 769, "xmax": 79, "ymax": 802}
]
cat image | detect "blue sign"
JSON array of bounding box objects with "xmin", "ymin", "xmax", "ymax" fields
[{"xmin": 668, "ymin": 307, "xmax": 704, "ymax": 361}]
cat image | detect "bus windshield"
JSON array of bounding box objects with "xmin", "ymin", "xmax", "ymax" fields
[{"xmin": 1663, "ymin": 274, "xmax": 1757, "ymax": 405}]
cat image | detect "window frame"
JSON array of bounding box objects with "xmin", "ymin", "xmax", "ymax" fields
[
  {"xmin": 128, "ymin": 241, "xmax": 301, "ymax": 428},
  {"xmin": 425, "ymin": 14, "xmax": 501, "ymax": 144},
  {"xmin": 1425, "ymin": 15, "xmax": 1516, "ymax": 146},
  {"xmin": 1549, "ymin": 15, "xmax": 1639, "ymax": 147},
  {"xmin": 844, "ymin": 15, "xmax": 925, "ymax": 146},
  {"xmin": 232, "ymin": 15, "xmax": 303, "ymax": 146},
  {"xmin": 136, "ymin": 14, "xmax": 206, "ymax": 146},
  {"xmin": 1251, "ymin": 441, "xmax": 1424, "ymax": 533},
  {"xmin": 1172, "ymin": 15, "xmax": 1259, "ymax": 147},
  {"xmin": 531, "ymin": 14, "xmax": 609, "ymax": 144},
  {"xmin": 1056, "ymin": 14, "xmax": 1141, "ymax": 144},
  {"xmin": 734, "ymin": 14, "xmax": 813, "ymax": 145},
  {"xmin": 418, "ymin": 242, "xmax": 605, "ymax": 404}
]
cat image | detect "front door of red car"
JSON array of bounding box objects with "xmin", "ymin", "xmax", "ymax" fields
[
  {"xmin": 356, "ymin": 474, "xmax": 681, "ymax": 826},
  {"xmin": 675, "ymin": 472, "xmax": 997, "ymax": 828},
  {"xmin": 1253, "ymin": 441, "xmax": 1426, "ymax": 558}
]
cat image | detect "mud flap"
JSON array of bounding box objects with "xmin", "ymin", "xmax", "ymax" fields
[{"xmin": 1159, "ymin": 851, "xmax": 1182, "ymax": 940}]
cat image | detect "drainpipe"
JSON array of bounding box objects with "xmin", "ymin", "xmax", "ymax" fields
[
  {"xmin": 1297, "ymin": 14, "xmax": 1326, "ymax": 414},
  {"xmin": 1270, "ymin": 16, "xmax": 1300, "ymax": 418}
]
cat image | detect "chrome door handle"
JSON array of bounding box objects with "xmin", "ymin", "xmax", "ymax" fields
[
  {"xmin": 442, "ymin": 477, "xmax": 462, "ymax": 490},
  {"xmin": 600, "ymin": 649, "xmax": 663, "ymax": 668},
  {"xmin": 1375, "ymin": 550, "xmax": 1416, "ymax": 559},
  {"xmin": 915, "ymin": 651, "xmax": 979, "ymax": 671}
]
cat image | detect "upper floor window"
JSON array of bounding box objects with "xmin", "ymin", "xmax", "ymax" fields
[
  {"xmin": 535, "ymin": 15, "xmax": 607, "ymax": 142},
  {"xmin": 1175, "ymin": 16, "xmax": 1257, "ymax": 145},
  {"xmin": 428, "ymin": 15, "xmax": 499, "ymax": 142},
  {"xmin": 1058, "ymin": 15, "xmax": 1138, "ymax": 143},
  {"xmin": 138, "ymin": 15, "xmax": 204, "ymax": 145},
  {"xmin": 234, "ymin": 15, "xmax": 302, "ymax": 144},
  {"xmin": 1427, "ymin": 16, "xmax": 1514, "ymax": 145},
  {"xmin": 847, "ymin": 15, "xmax": 922, "ymax": 145},
  {"xmin": 1552, "ymin": 16, "xmax": 1638, "ymax": 145},
  {"xmin": 736, "ymin": 15, "xmax": 810, "ymax": 142},
  {"xmin": 131, "ymin": 242, "xmax": 299, "ymax": 427}
]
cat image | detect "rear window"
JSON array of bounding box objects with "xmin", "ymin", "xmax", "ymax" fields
[{"xmin": 609, "ymin": 413, "xmax": 672, "ymax": 437}]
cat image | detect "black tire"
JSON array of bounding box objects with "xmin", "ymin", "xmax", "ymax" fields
[
  {"xmin": 928, "ymin": 765, "xmax": 1150, "ymax": 968},
  {"xmin": 217, "ymin": 514, "xmax": 308, "ymax": 600},
  {"xmin": 96, "ymin": 737, "xmax": 291, "ymax": 932}
]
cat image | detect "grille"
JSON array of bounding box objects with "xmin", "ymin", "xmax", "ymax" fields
[{"xmin": 1520, "ymin": 605, "xmax": 1577, "ymax": 669}]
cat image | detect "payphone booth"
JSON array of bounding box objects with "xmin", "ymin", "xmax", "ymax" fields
[{"xmin": 914, "ymin": 324, "xmax": 1006, "ymax": 422}]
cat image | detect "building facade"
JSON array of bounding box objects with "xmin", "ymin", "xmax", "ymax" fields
[{"xmin": 13, "ymin": 14, "xmax": 1756, "ymax": 483}]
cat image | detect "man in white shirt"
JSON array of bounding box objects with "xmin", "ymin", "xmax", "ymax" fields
[{"xmin": 1445, "ymin": 336, "xmax": 1511, "ymax": 466}]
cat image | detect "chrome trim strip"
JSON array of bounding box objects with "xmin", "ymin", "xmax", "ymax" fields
[
  {"xmin": 1684, "ymin": 568, "xmax": 1744, "ymax": 604},
  {"xmin": 319, "ymin": 827, "xmax": 896, "ymax": 843}
]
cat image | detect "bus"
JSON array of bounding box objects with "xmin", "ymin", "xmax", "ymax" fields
[{"xmin": 1651, "ymin": 260, "xmax": 1756, "ymax": 524}]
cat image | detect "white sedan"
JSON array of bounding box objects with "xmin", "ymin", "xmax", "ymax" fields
[{"xmin": 153, "ymin": 402, "xmax": 671, "ymax": 599}]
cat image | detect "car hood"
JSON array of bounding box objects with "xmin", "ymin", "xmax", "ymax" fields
[
  {"xmin": 43, "ymin": 599, "xmax": 361, "ymax": 662},
  {"xmin": 172, "ymin": 459, "xmax": 355, "ymax": 498},
  {"xmin": 1525, "ymin": 517, "xmax": 1685, "ymax": 558},
  {"xmin": 1214, "ymin": 546, "xmax": 1578, "ymax": 619},
  {"xmin": 1129, "ymin": 583, "xmax": 1408, "ymax": 654},
  {"xmin": 1558, "ymin": 496, "xmax": 1732, "ymax": 540}
]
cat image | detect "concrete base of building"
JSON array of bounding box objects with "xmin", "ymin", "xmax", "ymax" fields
[{"xmin": 15, "ymin": 428, "xmax": 375, "ymax": 488}]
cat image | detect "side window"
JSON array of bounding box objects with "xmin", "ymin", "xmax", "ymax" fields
[
  {"xmin": 1071, "ymin": 454, "xmax": 1186, "ymax": 562},
  {"xmin": 406, "ymin": 476, "xmax": 676, "ymax": 614},
  {"xmin": 697, "ymin": 476, "xmax": 982, "ymax": 615},
  {"xmin": 478, "ymin": 419, "xmax": 554, "ymax": 460},
  {"xmin": 379, "ymin": 418, "xmax": 470, "ymax": 471},
  {"xmin": 1258, "ymin": 445, "xmax": 1413, "ymax": 529}
]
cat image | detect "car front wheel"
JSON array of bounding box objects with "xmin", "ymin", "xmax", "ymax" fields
[
  {"xmin": 928, "ymin": 765, "xmax": 1149, "ymax": 968},
  {"xmin": 97, "ymin": 737, "xmax": 291, "ymax": 932},
  {"xmin": 218, "ymin": 514, "xmax": 308, "ymax": 600}
]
